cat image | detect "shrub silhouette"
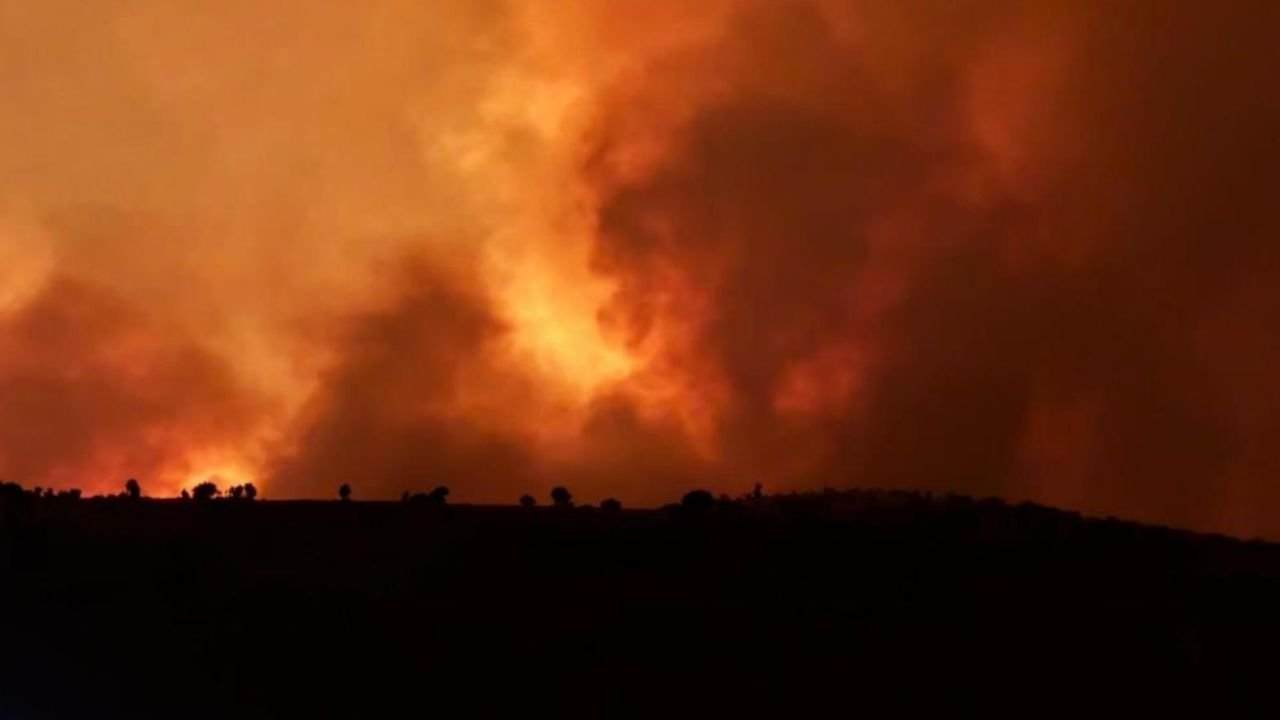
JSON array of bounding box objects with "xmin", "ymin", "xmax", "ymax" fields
[
  {"xmin": 228, "ymin": 485, "xmax": 245, "ymax": 500},
  {"xmin": 181, "ymin": 489, "xmax": 191, "ymax": 500},
  {"xmin": 403, "ymin": 487, "xmax": 450, "ymax": 506},
  {"xmin": 339, "ymin": 483, "xmax": 352, "ymax": 502},
  {"xmin": 601, "ymin": 498, "xmax": 622, "ymax": 513},
  {"xmin": 125, "ymin": 479, "xmax": 141, "ymax": 500},
  {"xmin": 519, "ymin": 494, "xmax": 536, "ymax": 508},
  {"xmin": 244, "ymin": 483, "xmax": 258, "ymax": 501},
  {"xmin": 550, "ymin": 486, "xmax": 573, "ymax": 508},
  {"xmin": 681, "ymin": 489, "xmax": 715, "ymax": 514},
  {"xmin": 717, "ymin": 493, "xmax": 741, "ymax": 509},
  {"xmin": 1, "ymin": 482, "xmax": 26, "ymax": 504},
  {"xmin": 192, "ymin": 482, "xmax": 219, "ymax": 502}
]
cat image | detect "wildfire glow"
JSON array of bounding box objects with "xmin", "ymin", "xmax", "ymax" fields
[
  {"xmin": 1, "ymin": 1, "xmax": 1278, "ymax": 539},
  {"xmin": 182, "ymin": 464, "xmax": 258, "ymax": 498}
]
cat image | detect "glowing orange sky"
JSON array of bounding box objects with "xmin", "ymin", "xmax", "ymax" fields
[{"xmin": 1, "ymin": 1, "xmax": 1278, "ymax": 539}]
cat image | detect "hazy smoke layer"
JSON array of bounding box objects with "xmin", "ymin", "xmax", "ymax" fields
[{"xmin": 1, "ymin": 1, "xmax": 1277, "ymax": 537}]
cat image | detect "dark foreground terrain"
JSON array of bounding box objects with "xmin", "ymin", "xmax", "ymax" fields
[{"xmin": 3, "ymin": 488, "xmax": 1279, "ymax": 717}]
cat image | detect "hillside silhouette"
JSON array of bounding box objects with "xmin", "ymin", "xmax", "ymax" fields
[{"xmin": 2, "ymin": 481, "xmax": 1278, "ymax": 716}]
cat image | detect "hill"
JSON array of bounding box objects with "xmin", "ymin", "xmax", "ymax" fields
[{"xmin": 2, "ymin": 486, "xmax": 1278, "ymax": 716}]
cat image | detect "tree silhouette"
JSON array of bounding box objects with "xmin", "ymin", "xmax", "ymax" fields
[
  {"xmin": 125, "ymin": 478, "xmax": 141, "ymax": 500},
  {"xmin": 681, "ymin": 489, "xmax": 715, "ymax": 514},
  {"xmin": 601, "ymin": 498, "xmax": 622, "ymax": 513},
  {"xmin": 339, "ymin": 483, "xmax": 352, "ymax": 502},
  {"xmin": 181, "ymin": 489, "xmax": 191, "ymax": 500},
  {"xmin": 519, "ymin": 494, "xmax": 536, "ymax": 508},
  {"xmin": 244, "ymin": 483, "xmax": 258, "ymax": 501},
  {"xmin": 192, "ymin": 482, "xmax": 219, "ymax": 502},
  {"xmin": 550, "ymin": 486, "xmax": 573, "ymax": 508},
  {"xmin": 1, "ymin": 482, "xmax": 27, "ymax": 504},
  {"xmin": 427, "ymin": 486, "xmax": 450, "ymax": 505},
  {"xmin": 228, "ymin": 485, "xmax": 245, "ymax": 500}
]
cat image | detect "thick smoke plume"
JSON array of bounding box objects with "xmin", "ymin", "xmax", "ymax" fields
[{"xmin": 1, "ymin": 1, "xmax": 1277, "ymax": 537}]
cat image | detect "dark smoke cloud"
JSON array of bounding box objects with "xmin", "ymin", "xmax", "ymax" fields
[
  {"xmin": 268, "ymin": 260, "xmax": 537, "ymax": 500},
  {"xmin": 263, "ymin": 254, "xmax": 716, "ymax": 502},
  {"xmin": 558, "ymin": 390, "xmax": 721, "ymax": 506},
  {"xmin": 268, "ymin": 250, "xmax": 721, "ymax": 504},
  {"xmin": 0, "ymin": 275, "xmax": 264, "ymax": 493},
  {"xmin": 582, "ymin": 0, "xmax": 1280, "ymax": 536}
]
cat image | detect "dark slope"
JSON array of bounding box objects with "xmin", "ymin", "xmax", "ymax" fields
[{"xmin": 2, "ymin": 489, "xmax": 1278, "ymax": 716}]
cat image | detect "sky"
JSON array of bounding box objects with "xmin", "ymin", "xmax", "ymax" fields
[{"xmin": 0, "ymin": 0, "xmax": 1277, "ymax": 538}]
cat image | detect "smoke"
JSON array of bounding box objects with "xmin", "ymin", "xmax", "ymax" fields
[
  {"xmin": 0, "ymin": 0, "xmax": 537, "ymax": 495},
  {"xmin": 0, "ymin": 275, "xmax": 265, "ymax": 491},
  {"xmin": 582, "ymin": 0, "xmax": 1280, "ymax": 536},
  {"xmin": 1, "ymin": 1, "xmax": 1278, "ymax": 537}
]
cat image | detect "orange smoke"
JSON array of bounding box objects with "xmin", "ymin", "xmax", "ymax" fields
[
  {"xmin": 0, "ymin": 276, "xmax": 267, "ymax": 494},
  {"xmin": 2, "ymin": 1, "xmax": 1279, "ymax": 538}
]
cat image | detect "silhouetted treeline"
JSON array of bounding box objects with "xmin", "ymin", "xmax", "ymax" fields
[
  {"xmin": 2, "ymin": 478, "xmax": 1276, "ymax": 556},
  {"xmin": 0, "ymin": 481, "xmax": 81, "ymax": 504},
  {"xmin": 2, "ymin": 479, "xmax": 1278, "ymax": 716}
]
